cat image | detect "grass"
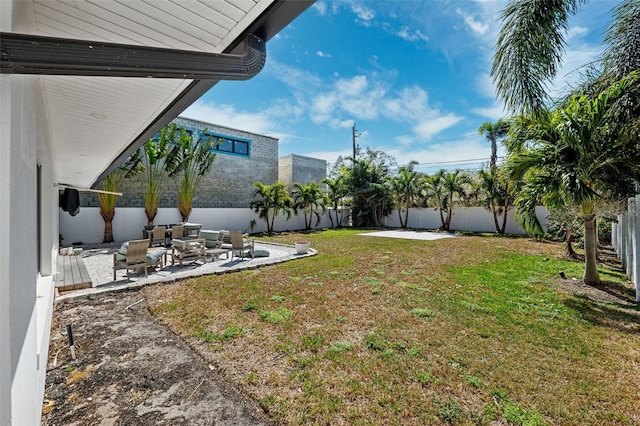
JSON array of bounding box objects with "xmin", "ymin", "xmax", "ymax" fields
[{"xmin": 146, "ymin": 228, "xmax": 640, "ymax": 425}]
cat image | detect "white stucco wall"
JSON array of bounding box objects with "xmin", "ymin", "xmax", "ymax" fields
[
  {"xmin": 383, "ymin": 206, "xmax": 548, "ymax": 235},
  {"xmin": 59, "ymin": 207, "xmax": 345, "ymax": 245},
  {"xmin": 1, "ymin": 1, "xmax": 58, "ymax": 422}
]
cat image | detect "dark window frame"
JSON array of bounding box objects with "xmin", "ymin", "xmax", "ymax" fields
[{"xmin": 202, "ymin": 131, "xmax": 251, "ymax": 158}]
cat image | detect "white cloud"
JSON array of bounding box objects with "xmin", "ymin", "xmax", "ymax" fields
[
  {"xmin": 180, "ymin": 100, "xmax": 301, "ymax": 142},
  {"xmin": 472, "ymin": 103, "xmax": 509, "ymax": 120},
  {"xmin": 395, "ymin": 26, "xmax": 429, "ymax": 42},
  {"xmin": 456, "ymin": 7, "xmax": 489, "ymax": 36},
  {"xmin": 350, "ymin": 3, "xmax": 375, "ymax": 21},
  {"xmin": 567, "ymin": 25, "xmax": 590, "ymax": 42},
  {"xmin": 412, "ymin": 114, "xmax": 463, "ymax": 140},
  {"xmin": 312, "ymin": 2, "xmax": 327, "ymax": 16},
  {"xmin": 316, "ymin": 50, "xmax": 332, "ymax": 58}
]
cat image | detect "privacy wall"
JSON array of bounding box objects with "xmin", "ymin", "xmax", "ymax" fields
[
  {"xmin": 60, "ymin": 206, "xmax": 546, "ymax": 245},
  {"xmin": 612, "ymin": 194, "xmax": 640, "ymax": 302}
]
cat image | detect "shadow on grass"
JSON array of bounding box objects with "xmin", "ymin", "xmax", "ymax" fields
[{"xmin": 564, "ymin": 285, "xmax": 640, "ymax": 334}]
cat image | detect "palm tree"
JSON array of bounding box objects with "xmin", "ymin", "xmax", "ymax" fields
[
  {"xmin": 250, "ymin": 182, "xmax": 293, "ymax": 234},
  {"xmin": 165, "ymin": 128, "xmax": 218, "ymax": 222},
  {"xmin": 492, "ymin": 0, "xmax": 640, "ymax": 115},
  {"xmin": 506, "ymin": 73, "xmax": 640, "ymax": 285},
  {"xmin": 478, "ymin": 167, "xmax": 514, "ymax": 234},
  {"xmin": 292, "ymin": 181, "xmax": 327, "ymax": 230},
  {"xmin": 478, "ymin": 119, "xmax": 510, "ymax": 168},
  {"xmin": 345, "ymin": 158, "xmax": 393, "ymax": 227},
  {"xmin": 389, "ymin": 163, "xmax": 423, "ymax": 228},
  {"xmin": 425, "ymin": 169, "xmax": 470, "ymax": 232},
  {"xmin": 131, "ymin": 124, "xmax": 178, "ymax": 226},
  {"xmin": 97, "ymin": 170, "xmax": 125, "ymax": 243},
  {"xmin": 322, "ymin": 175, "xmax": 348, "ymax": 227}
]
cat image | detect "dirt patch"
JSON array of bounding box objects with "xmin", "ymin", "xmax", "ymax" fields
[{"xmin": 42, "ymin": 290, "xmax": 271, "ymax": 426}]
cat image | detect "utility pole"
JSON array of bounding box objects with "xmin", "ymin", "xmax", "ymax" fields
[{"xmin": 352, "ymin": 123, "xmax": 361, "ymax": 161}]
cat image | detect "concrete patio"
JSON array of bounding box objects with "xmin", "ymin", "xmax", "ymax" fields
[{"xmin": 56, "ymin": 241, "xmax": 316, "ymax": 303}]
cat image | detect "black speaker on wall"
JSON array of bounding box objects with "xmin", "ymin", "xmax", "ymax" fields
[{"xmin": 60, "ymin": 188, "xmax": 80, "ymax": 216}]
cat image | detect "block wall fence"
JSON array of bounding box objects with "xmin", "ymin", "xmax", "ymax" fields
[{"xmin": 60, "ymin": 206, "xmax": 548, "ymax": 246}]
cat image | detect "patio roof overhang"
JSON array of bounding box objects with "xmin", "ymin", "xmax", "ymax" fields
[{"xmin": 2, "ymin": 0, "xmax": 313, "ymax": 189}]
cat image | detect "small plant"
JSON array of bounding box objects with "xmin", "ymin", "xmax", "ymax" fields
[
  {"xmin": 416, "ymin": 371, "xmax": 440, "ymax": 385},
  {"xmin": 65, "ymin": 365, "xmax": 75, "ymax": 373},
  {"xmin": 436, "ymin": 398, "xmax": 464, "ymax": 423},
  {"xmin": 464, "ymin": 374, "xmax": 484, "ymax": 389},
  {"xmin": 270, "ymin": 295, "xmax": 286, "ymax": 303},
  {"xmin": 220, "ymin": 326, "xmax": 244, "ymax": 341},
  {"xmin": 410, "ymin": 308, "xmax": 435, "ymax": 319},
  {"xmin": 260, "ymin": 307, "xmax": 293, "ymax": 324},
  {"xmin": 302, "ymin": 334, "xmax": 325, "ymax": 353},
  {"xmin": 364, "ymin": 334, "xmax": 387, "ymax": 352},
  {"xmin": 242, "ymin": 301, "xmax": 258, "ymax": 312},
  {"xmin": 372, "ymin": 287, "xmax": 382, "ymax": 295}
]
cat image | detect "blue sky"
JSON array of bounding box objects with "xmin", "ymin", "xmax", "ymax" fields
[{"xmin": 182, "ymin": 0, "xmax": 613, "ymax": 174}]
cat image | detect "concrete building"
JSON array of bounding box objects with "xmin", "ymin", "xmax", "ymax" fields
[
  {"xmin": 278, "ymin": 154, "xmax": 327, "ymax": 188},
  {"xmin": 0, "ymin": 1, "xmax": 313, "ymax": 423},
  {"xmin": 82, "ymin": 117, "xmax": 281, "ymax": 209}
]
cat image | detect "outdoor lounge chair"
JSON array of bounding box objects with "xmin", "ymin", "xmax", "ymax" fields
[
  {"xmin": 170, "ymin": 238, "xmax": 206, "ymax": 265},
  {"xmin": 229, "ymin": 231, "xmax": 254, "ymax": 260},
  {"xmin": 150, "ymin": 225, "xmax": 167, "ymax": 247},
  {"xmin": 170, "ymin": 225, "xmax": 184, "ymax": 241},
  {"xmin": 113, "ymin": 239, "xmax": 150, "ymax": 280}
]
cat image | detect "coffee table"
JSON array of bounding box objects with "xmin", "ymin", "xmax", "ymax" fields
[{"xmin": 207, "ymin": 248, "xmax": 230, "ymax": 262}]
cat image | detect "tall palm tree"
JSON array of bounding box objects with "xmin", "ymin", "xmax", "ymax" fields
[
  {"xmin": 478, "ymin": 167, "xmax": 514, "ymax": 234},
  {"xmin": 478, "ymin": 119, "xmax": 510, "ymax": 168},
  {"xmin": 506, "ymin": 73, "xmax": 640, "ymax": 285},
  {"xmin": 322, "ymin": 175, "xmax": 348, "ymax": 227},
  {"xmin": 165, "ymin": 128, "xmax": 218, "ymax": 222},
  {"xmin": 250, "ymin": 182, "xmax": 293, "ymax": 235},
  {"xmin": 389, "ymin": 163, "xmax": 423, "ymax": 228},
  {"xmin": 292, "ymin": 181, "xmax": 327, "ymax": 230},
  {"xmin": 492, "ymin": 0, "xmax": 640, "ymax": 115},
  {"xmin": 131, "ymin": 124, "xmax": 178, "ymax": 226},
  {"xmin": 426, "ymin": 169, "xmax": 470, "ymax": 231}
]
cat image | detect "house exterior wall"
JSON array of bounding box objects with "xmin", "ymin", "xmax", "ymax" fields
[
  {"xmin": 81, "ymin": 117, "xmax": 280, "ymax": 210},
  {"xmin": 278, "ymin": 154, "xmax": 327, "ymax": 188},
  {"xmin": 1, "ymin": 2, "xmax": 58, "ymax": 422}
]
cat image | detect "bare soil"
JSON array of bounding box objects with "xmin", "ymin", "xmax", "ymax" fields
[{"xmin": 42, "ymin": 290, "xmax": 271, "ymax": 426}]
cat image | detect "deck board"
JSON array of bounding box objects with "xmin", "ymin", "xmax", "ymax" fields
[{"xmin": 56, "ymin": 254, "xmax": 92, "ymax": 292}]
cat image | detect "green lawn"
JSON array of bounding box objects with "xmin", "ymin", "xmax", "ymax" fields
[{"xmin": 146, "ymin": 229, "xmax": 640, "ymax": 425}]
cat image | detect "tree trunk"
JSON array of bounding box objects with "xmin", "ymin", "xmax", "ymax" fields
[
  {"xmin": 491, "ymin": 202, "xmax": 501, "ymax": 234},
  {"xmin": 582, "ymin": 214, "xmax": 601, "ymax": 285},
  {"xmin": 101, "ymin": 210, "xmax": 115, "ymax": 243},
  {"xmin": 490, "ymin": 141, "xmax": 497, "ymax": 168},
  {"xmin": 500, "ymin": 206, "xmax": 509, "ymax": 234},
  {"xmin": 565, "ymin": 225, "xmax": 578, "ymax": 259},
  {"xmin": 145, "ymin": 208, "xmax": 157, "ymax": 227},
  {"xmin": 403, "ymin": 206, "xmax": 410, "ymax": 228}
]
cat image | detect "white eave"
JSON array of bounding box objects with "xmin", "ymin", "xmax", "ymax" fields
[{"xmin": 2, "ymin": 0, "xmax": 312, "ymax": 188}]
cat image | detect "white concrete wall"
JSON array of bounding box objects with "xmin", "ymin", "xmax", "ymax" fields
[
  {"xmin": 60, "ymin": 207, "xmax": 344, "ymax": 245},
  {"xmin": 383, "ymin": 207, "xmax": 548, "ymax": 235},
  {"xmin": 1, "ymin": 2, "xmax": 58, "ymax": 423}
]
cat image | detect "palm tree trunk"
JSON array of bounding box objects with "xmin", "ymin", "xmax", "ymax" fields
[
  {"xmin": 490, "ymin": 141, "xmax": 497, "ymax": 168},
  {"xmin": 403, "ymin": 205, "xmax": 410, "ymax": 228},
  {"xmin": 500, "ymin": 206, "xmax": 509, "ymax": 234},
  {"xmin": 491, "ymin": 202, "xmax": 501, "ymax": 233},
  {"xmin": 101, "ymin": 211, "xmax": 115, "ymax": 243},
  {"xmin": 398, "ymin": 207, "xmax": 404, "ymax": 228},
  {"xmin": 145, "ymin": 208, "xmax": 157, "ymax": 227},
  {"xmin": 582, "ymin": 214, "xmax": 601, "ymax": 285}
]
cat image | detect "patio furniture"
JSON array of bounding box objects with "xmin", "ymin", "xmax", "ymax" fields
[
  {"xmin": 170, "ymin": 238, "xmax": 206, "ymax": 265},
  {"xmin": 170, "ymin": 225, "xmax": 185, "ymax": 241},
  {"xmin": 207, "ymin": 247, "xmax": 231, "ymax": 262},
  {"xmin": 229, "ymin": 231, "xmax": 254, "ymax": 260},
  {"xmin": 183, "ymin": 223, "xmax": 202, "ymax": 239},
  {"xmin": 113, "ymin": 239, "xmax": 150, "ymax": 280},
  {"xmin": 200, "ymin": 230, "xmax": 222, "ymax": 248},
  {"xmin": 150, "ymin": 226, "xmax": 167, "ymax": 247}
]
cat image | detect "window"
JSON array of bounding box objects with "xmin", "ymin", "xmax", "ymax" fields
[{"xmin": 203, "ymin": 132, "xmax": 251, "ymax": 157}]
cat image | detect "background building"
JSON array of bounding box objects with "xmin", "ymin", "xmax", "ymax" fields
[{"xmin": 278, "ymin": 154, "xmax": 327, "ymax": 188}]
